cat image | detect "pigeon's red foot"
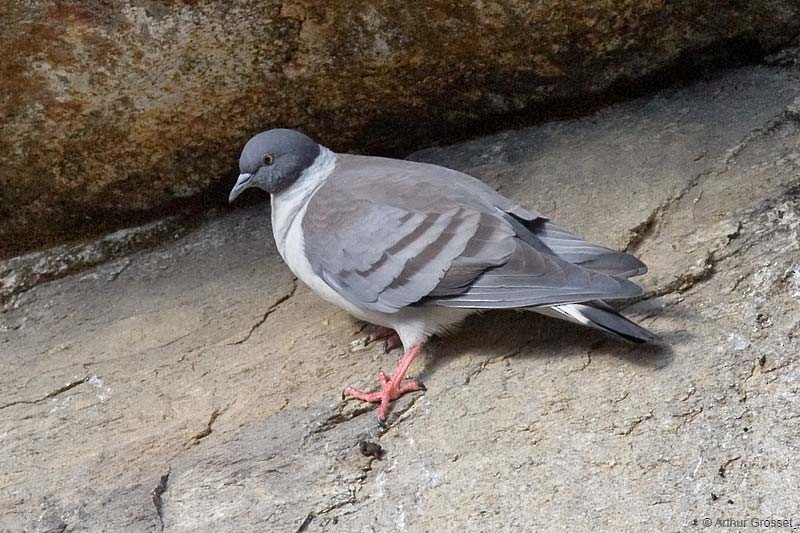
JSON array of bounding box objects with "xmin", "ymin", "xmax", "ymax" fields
[
  {"xmin": 343, "ymin": 342, "xmax": 425, "ymax": 425},
  {"xmin": 365, "ymin": 326, "xmax": 402, "ymax": 353}
]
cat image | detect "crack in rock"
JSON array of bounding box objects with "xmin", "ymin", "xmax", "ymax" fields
[
  {"xmin": 718, "ymin": 456, "xmax": 741, "ymax": 478},
  {"xmin": 612, "ymin": 391, "xmax": 630, "ymax": 404},
  {"xmin": 153, "ymin": 331, "xmax": 194, "ymax": 352},
  {"xmin": 187, "ymin": 404, "xmax": 232, "ymax": 447},
  {"xmin": 295, "ymin": 512, "xmax": 315, "ymax": 533},
  {"xmin": 624, "ymin": 168, "xmax": 716, "ymax": 253},
  {"xmin": 624, "ymin": 206, "xmax": 663, "ymax": 253},
  {"xmin": 740, "ymin": 357, "xmax": 764, "ymax": 403},
  {"xmin": 673, "ymin": 406, "xmax": 704, "ymax": 428},
  {"xmin": 307, "ymin": 403, "xmax": 376, "ymax": 438},
  {"xmin": 463, "ymin": 349, "xmax": 520, "ymax": 386},
  {"xmin": 680, "ymin": 387, "xmax": 697, "ymax": 402},
  {"xmin": 616, "ymin": 411, "xmax": 654, "ymax": 436},
  {"xmin": 295, "ymin": 440, "xmax": 400, "ymax": 533},
  {"xmin": 635, "ymin": 251, "xmax": 716, "ymax": 303},
  {"xmin": 623, "ymin": 96, "xmax": 799, "ymax": 257},
  {"xmin": 380, "ymin": 393, "xmax": 423, "ymax": 433},
  {"xmin": 631, "ymin": 183, "xmax": 798, "ymax": 305},
  {"xmin": 568, "ymin": 352, "xmax": 593, "ymax": 374},
  {"xmin": 720, "ymin": 105, "xmax": 800, "ymax": 170},
  {"xmin": 295, "ymin": 488, "xmax": 358, "ymax": 533},
  {"xmin": 308, "ymin": 386, "xmax": 426, "ymax": 444},
  {"xmin": 152, "ymin": 467, "xmax": 171, "ymax": 532},
  {"xmin": 228, "ymin": 280, "xmax": 297, "ymax": 345},
  {"xmin": 0, "ymin": 216, "xmax": 192, "ymax": 306},
  {"xmin": 105, "ymin": 258, "xmax": 131, "ymax": 282},
  {"xmin": 0, "ymin": 376, "xmax": 89, "ymax": 410}
]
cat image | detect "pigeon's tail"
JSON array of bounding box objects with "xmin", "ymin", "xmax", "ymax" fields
[{"xmin": 534, "ymin": 301, "xmax": 657, "ymax": 344}]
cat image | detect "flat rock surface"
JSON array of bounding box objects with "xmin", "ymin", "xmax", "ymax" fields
[{"xmin": 2, "ymin": 60, "xmax": 800, "ymax": 532}]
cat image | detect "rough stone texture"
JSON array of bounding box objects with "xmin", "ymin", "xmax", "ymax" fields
[
  {"xmin": 2, "ymin": 59, "xmax": 800, "ymax": 532},
  {"xmin": 0, "ymin": 216, "xmax": 193, "ymax": 305},
  {"xmin": 2, "ymin": 1, "xmax": 800, "ymax": 258}
]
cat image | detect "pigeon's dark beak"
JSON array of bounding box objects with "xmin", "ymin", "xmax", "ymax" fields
[{"xmin": 228, "ymin": 173, "xmax": 253, "ymax": 203}]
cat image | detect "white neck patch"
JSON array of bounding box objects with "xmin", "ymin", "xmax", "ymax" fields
[{"xmin": 270, "ymin": 146, "xmax": 336, "ymax": 258}]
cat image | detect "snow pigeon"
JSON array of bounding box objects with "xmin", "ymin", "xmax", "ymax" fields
[{"xmin": 229, "ymin": 128, "xmax": 656, "ymax": 424}]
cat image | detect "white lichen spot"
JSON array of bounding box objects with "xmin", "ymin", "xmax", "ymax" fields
[
  {"xmin": 417, "ymin": 461, "xmax": 442, "ymax": 488},
  {"xmin": 730, "ymin": 334, "xmax": 750, "ymax": 352},
  {"xmin": 88, "ymin": 374, "xmax": 111, "ymax": 402},
  {"xmin": 49, "ymin": 396, "xmax": 72, "ymax": 413},
  {"xmin": 394, "ymin": 505, "xmax": 407, "ymax": 532},
  {"xmin": 789, "ymin": 265, "xmax": 800, "ymax": 299},
  {"xmin": 691, "ymin": 456, "xmax": 703, "ymax": 478},
  {"xmin": 374, "ymin": 470, "xmax": 387, "ymax": 498}
]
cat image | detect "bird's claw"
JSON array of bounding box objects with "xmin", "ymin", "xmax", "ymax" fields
[
  {"xmin": 342, "ymin": 342, "xmax": 425, "ymax": 425},
  {"xmin": 342, "ymin": 378, "xmax": 426, "ymax": 424}
]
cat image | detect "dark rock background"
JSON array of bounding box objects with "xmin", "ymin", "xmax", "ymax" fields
[{"xmin": 2, "ymin": 0, "xmax": 800, "ymax": 256}]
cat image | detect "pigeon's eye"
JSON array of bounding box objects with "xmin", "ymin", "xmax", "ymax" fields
[{"xmin": 262, "ymin": 153, "xmax": 274, "ymax": 166}]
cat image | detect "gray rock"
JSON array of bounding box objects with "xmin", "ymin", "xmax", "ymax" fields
[
  {"xmin": 3, "ymin": 1, "xmax": 800, "ymax": 256},
  {"xmin": 2, "ymin": 58, "xmax": 800, "ymax": 531}
]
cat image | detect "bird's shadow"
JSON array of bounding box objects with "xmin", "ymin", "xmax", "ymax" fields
[{"xmin": 418, "ymin": 302, "xmax": 688, "ymax": 383}]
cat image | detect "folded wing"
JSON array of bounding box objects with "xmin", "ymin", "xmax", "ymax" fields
[
  {"xmin": 301, "ymin": 154, "xmax": 645, "ymax": 313},
  {"xmin": 505, "ymin": 217, "xmax": 647, "ymax": 278}
]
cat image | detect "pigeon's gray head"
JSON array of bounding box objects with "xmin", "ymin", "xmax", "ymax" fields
[{"xmin": 229, "ymin": 128, "xmax": 321, "ymax": 202}]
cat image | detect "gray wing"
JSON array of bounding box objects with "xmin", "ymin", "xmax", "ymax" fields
[
  {"xmin": 302, "ymin": 174, "xmax": 516, "ymax": 314},
  {"xmin": 428, "ymin": 242, "xmax": 641, "ymax": 308},
  {"xmin": 301, "ymin": 154, "xmax": 643, "ymax": 313},
  {"xmin": 505, "ymin": 217, "xmax": 647, "ymax": 278},
  {"xmin": 350, "ymin": 156, "xmax": 646, "ymax": 278}
]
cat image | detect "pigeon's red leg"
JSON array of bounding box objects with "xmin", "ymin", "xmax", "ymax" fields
[
  {"xmin": 365, "ymin": 326, "xmax": 402, "ymax": 353},
  {"xmin": 343, "ymin": 342, "xmax": 426, "ymax": 424}
]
